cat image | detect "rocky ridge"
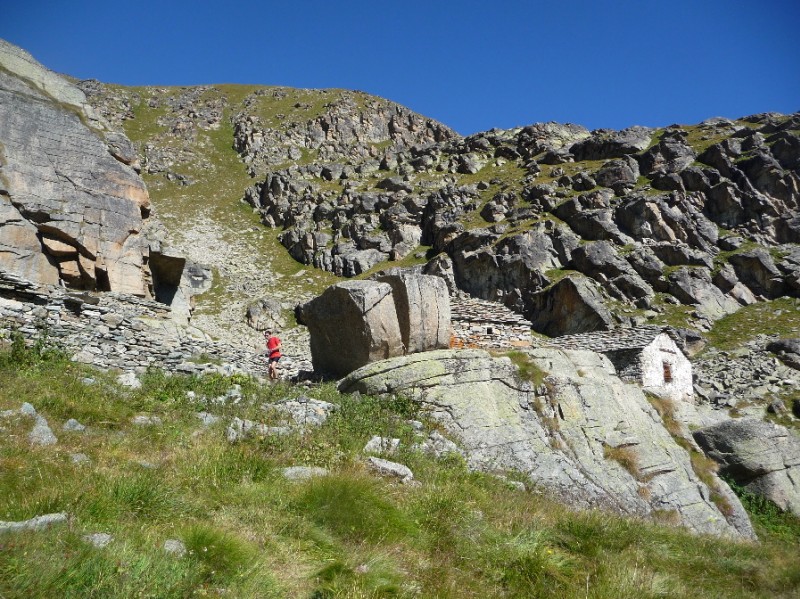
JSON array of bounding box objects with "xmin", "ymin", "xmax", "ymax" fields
[{"xmin": 76, "ymin": 72, "xmax": 800, "ymax": 345}]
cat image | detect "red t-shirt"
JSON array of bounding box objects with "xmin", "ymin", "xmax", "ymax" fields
[{"xmin": 267, "ymin": 336, "xmax": 282, "ymax": 359}]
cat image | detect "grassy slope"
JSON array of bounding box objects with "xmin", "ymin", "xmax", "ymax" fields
[
  {"xmin": 121, "ymin": 84, "xmax": 340, "ymax": 317},
  {"xmin": 1, "ymin": 343, "xmax": 798, "ymax": 598}
]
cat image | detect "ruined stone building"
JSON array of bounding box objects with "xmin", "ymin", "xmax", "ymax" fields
[
  {"xmin": 449, "ymin": 295, "xmax": 534, "ymax": 350},
  {"xmin": 549, "ymin": 326, "xmax": 694, "ymax": 401}
]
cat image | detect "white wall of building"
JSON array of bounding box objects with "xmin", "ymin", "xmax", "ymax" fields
[{"xmin": 640, "ymin": 333, "xmax": 694, "ymax": 401}]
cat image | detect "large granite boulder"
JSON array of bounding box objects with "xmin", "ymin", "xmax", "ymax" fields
[
  {"xmin": 766, "ymin": 338, "xmax": 800, "ymax": 370},
  {"xmin": 245, "ymin": 296, "xmax": 287, "ymax": 332},
  {"xmin": 527, "ymin": 276, "xmax": 614, "ymax": 336},
  {"xmin": 377, "ymin": 271, "xmax": 451, "ymax": 353},
  {"xmin": 300, "ymin": 280, "xmax": 404, "ymax": 377},
  {"xmin": 340, "ymin": 348, "xmax": 753, "ymax": 539},
  {"xmin": 0, "ymin": 39, "xmax": 150, "ymax": 295},
  {"xmin": 693, "ymin": 419, "xmax": 800, "ymax": 516}
]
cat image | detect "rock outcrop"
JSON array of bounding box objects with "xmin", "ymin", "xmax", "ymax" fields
[
  {"xmin": 340, "ymin": 348, "xmax": 755, "ymax": 539},
  {"xmin": 300, "ymin": 280, "xmax": 404, "ymax": 377},
  {"xmin": 0, "ymin": 40, "xmax": 151, "ymax": 295},
  {"xmin": 234, "ymin": 101, "xmax": 799, "ymax": 334},
  {"xmin": 376, "ymin": 271, "xmax": 451, "ymax": 354},
  {"xmin": 300, "ymin": 273, "xmax": 451, "ymax": 377},
  {"xmin": 693, "ymin": 419, "xmax": 800, "ymax": 516}
]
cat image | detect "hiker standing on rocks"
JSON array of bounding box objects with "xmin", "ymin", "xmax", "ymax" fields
[{"xmin": 264, "ymin": 330, "xmax": 282, "ymax": 380}]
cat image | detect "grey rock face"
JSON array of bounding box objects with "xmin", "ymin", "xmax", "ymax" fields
[
  {"xmin": 594, "ymin": 155, "xmax": 640, "ymax": 192},
  {"xmin": 0, "ymin": 41, "xmax": 151, "ymax": 295},
  {"xmin": 300, "ymin": 280, "xmax": 404, "ymax": 377},
  {"xmin": 376, "ymin": 271, "xmax": 451, "ymax": 353},
  {"xmin": 637, "ymin": 131, "xmax": 697, "ymax": 176},
  {"xmin": 729, "ymin": 249, "xmax": 785, "ymax": 299},
  {"xmin": 570, "ymin": 126, "xmax": 653, "ymax": 160},
  {"xmin": 693, "ymin": 419, "xmax": 800, "ymax": 516},
  {"xmin": 341, "ymin": 348, "xmax": 753, "ymax": 538},
  {"xmin": 766, "ymin": 338, "xmax": 800, "ymax": 370},
  {"xmin": 527, "ymin": 276, "xmax": 614, "ymax": 336},
  {"xmin": 666, "ymin": 267, "xmax": 741, "ymax": 320}
]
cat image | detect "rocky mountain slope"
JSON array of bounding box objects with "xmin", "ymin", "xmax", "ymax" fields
[
  {"xmin": 79, "ymin": 76, "xmax": 799, "ymax": 346},
  {"xmin": 2, "ymin": 38, "xmax": 799, "ymax": 547}
]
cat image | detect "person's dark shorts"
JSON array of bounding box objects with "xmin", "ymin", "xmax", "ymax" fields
[{"xmin": 269, "ymin": 356, "xmax": 281, "ymax": 364}]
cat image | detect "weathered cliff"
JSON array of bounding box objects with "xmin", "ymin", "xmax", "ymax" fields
[{"xmin": 0, "ymin": 40, "xmax": 152, "ymax": 296}]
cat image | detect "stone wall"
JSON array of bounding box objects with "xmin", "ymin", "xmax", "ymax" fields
[
  {"xmin": 449, "ymin": 295, "xmax": 533, "ymax": 350},
  {"xmin": 0, "ymin": 271, "xmax": 269, "ymax": 376},
  {"xmin": 605, "ymin": 349, "xmax": 644, "ymax": 381}
]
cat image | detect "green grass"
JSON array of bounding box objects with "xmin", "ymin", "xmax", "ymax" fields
[
  {"xmin": 704, "ymin": 297, "xmax": 800, "ymax": 351},
  {"xmin": 1, "ymin": 343, "xmax": 799, "ymax": 597},
  {"xmin": 503, "ymin": 350, "xmax": 548, "ymax": 387}
]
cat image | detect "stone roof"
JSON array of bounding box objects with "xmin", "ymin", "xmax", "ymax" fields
[
  {"xmin": 450, "ymin": 295, "xmax": 532, "ymax": 327},
  {"xmin": 548, "ymin": 326, "xmax": 673, "ymax": 353}
]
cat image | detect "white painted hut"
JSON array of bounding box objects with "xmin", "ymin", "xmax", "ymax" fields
[{"xmin": 549, "ymin": 326, "xmax": 693, "ymax": 401}]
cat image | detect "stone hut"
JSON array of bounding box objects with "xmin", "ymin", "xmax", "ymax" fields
[
  {"xmin": 450, "ymin": 296, "xmax": 533, "ymax": 350},
  {"xmin": 548, "ymin": 326, "xmax": 694, "ymax": 401}
]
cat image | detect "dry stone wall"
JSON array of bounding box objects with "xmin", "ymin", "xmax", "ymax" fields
[
  {"xmin": 450, "ymin": 295, "xmax": 533, "ymax": 349},
  {"xmin": 0, "ymin": 272, "xmax": 274, "ymax": 376}
]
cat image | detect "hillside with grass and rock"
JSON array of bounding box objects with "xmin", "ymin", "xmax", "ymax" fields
[{"xmin": 1, "ymin": 37, "xmax": 800, "ymax": 597}]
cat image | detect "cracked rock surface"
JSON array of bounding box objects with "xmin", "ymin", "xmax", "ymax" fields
[
  {"xmin": 340, "ymin": 348, "xmax": 755, "ymax": 538},
  {"xmin": 694, "ymin": 418, "xmax": 800, "ymax": 516}
]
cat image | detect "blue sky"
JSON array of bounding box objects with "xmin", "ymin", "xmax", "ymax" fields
[{"xmin": 2, "ymin": 0, "xmax": 798, "ymax": 135}]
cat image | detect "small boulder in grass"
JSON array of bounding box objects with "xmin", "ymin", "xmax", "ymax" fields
[
  {"xmin": 0, "ymin": 512, "xmax": 68, "ymax": 533},
  {"xmin": 63, "ymin": 418, "xmax": 86, "ymax": 432},
  {"xmin": 363, "ymin": 436, "xmax": 400, "ymax": 455},
  {"xmin": 365, "ymin": 456, "xmax": 414, "ymax": 484},
  {"xmin": 83, "ymin": 533, "xmax": 113, "ymax": 548},
  {"xmin": 117, "ymin": 371, "xmax": 141, "ymax": 389},
  {"xmin": 71, "ymin": 453, "xmax": 90, "ymax": 464},
  {"xmin": 195, "ymin": 411, "xmax": 220, "ymax": 427},
  {"xmin": 132, "ymin": 415, "xmax": 162, "ymax": 426},
  {"xmin": 164, "ymin": 539, "xmax": 187, "ymax": 557},
  {"xmin": 282, "ymin": 466, "xmax": 329, "ymax": 482},
  {"xmin": 29, "ymin": 416, "xmax": 57, "ymax": 446}
]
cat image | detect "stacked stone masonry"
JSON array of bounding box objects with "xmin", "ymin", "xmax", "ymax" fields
[
  {"xmin": 450, "ymin": 295, "xmax": 534, "ymax": 350},
  {"xmin": 0, "ymin": 271, "xmax": 268, "ymax": 376}
]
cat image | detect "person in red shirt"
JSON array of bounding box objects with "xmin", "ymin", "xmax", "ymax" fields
[{"xmin": 264, "ymin": 330, "xmax": 282, "ymax": 380}]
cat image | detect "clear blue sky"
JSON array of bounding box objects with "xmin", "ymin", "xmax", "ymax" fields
[{"xmin": 2, "ymin": 0, "xmax": 798, "ymax": 135}]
